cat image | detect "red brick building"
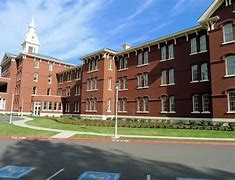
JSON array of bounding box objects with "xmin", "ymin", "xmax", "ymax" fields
[{"xmin": 0, "ymin": 0, "xmax": 234, "ymax": 121}]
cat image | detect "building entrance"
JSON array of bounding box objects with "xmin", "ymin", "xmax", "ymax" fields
[{"xmin": 33, "ymin": 102, "xmax": 41, "ymax": 116}]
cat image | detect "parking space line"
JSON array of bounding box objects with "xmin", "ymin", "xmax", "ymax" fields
[{"xmin": 46, "ymin": 168, "xmax": 64, "ymax": 180}]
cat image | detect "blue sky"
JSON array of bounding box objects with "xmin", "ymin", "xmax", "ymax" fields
[{"xmin": 0, "ymin": 0, "xmax": 213, "ymax": 65}]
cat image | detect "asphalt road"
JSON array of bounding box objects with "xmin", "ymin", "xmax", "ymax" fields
[
  {"xmin": 0, "ymin": 139, "xmax": 234, "ymax": 180},
  {"xmin": 0, "ymin": 115, "xmax": 23, "ymax": 121}
]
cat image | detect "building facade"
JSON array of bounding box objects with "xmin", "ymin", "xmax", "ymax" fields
[{"xmin": 0, "ymin": 0, "xmax": 234, "ymax": 121}]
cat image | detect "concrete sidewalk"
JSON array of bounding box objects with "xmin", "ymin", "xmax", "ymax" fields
[{"xmin": 12, "ymin": 117, "xmax": 235, "ymax": 141}]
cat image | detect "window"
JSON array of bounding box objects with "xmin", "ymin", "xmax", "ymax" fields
[
  {"xmin": 74, "ymin": 102, "xmax": 80, "ymax": 112},
  {"xmin": 137, "ymin": 73, "xmax": 148, "ymax": 88},
  {"xmin": 48, "ymin": 63, "xmax": 53, "ymax": 71},
  {"xmin": 143, "ymin": 51, "xmax": 149, "ymax": 64},
  {"xmin": 86, "ymin": 98, "xmax": 97, "ymax": 111},
  {"xmin": 123, "ymin": 76, "xmax": 128, "ymax": 90},
  {"xmin": 119, "ymin": 57, "xmax": 128, "ymax": 70},
  {"xmin": 34, "ymin": 60, "xmax": 40, "ymax": 68},
  {"xmin": 54, "ymin": 102, "xmax": 57, "ymax": 111},
  {"xmin": 108, "ymin": 78, "xmax": 112, "ymax": 90},
  {"xmin": 168, "ymin": 44, "xmax": 174, "ymax": 59},
  {"xmin": 137, "ymin": 97, "xmax": 148, "ymax": 112},
  {"xmin": 223, "ymin": 23, "xmax": 233, "ymax": 43},
  {"xmin": 225, "ymin": 0, "xmax": 232, "ymax": 6},
  {"xmin": 33, "ymin": 73, "xmax": 38, "ymax": 82},
  {"xmin": 67, "ymin": 72, "xmax": 71, "ymax": 81},
  {"xmin": 43, "ymin": 102, "xmax": 47, "ymax": 110},
  {"xmin": 0, "ymin": 98, "xmax": 6, "ymax": 110},
  {"xmin": 226, "ymin": 56, "xmax": 235, "ymax": 76},
  {"xmin": 76, "ymin": 70, "xmax": 81, "ymax": 80},
  {"xmin": 87, "ymin": 77, "xmax": 98, "ymax": 91},
  {"xmin": 161, "ymin": 46, "xmax": 167, "ymax": 60},
  {"xmin": 28, "ymin": 46, "xmax": 33, "ymax": 53},
  {"xmin": 161, "ymin": 70, "xmax": 167, "ymax": 85},
  {"xmin": 118, "ymin": 98, "xmax": 127, "ymax": 112},
  {"xmin": 48, "ymin": 102, "xmax": 52, "ymax": 110},
  {"xmin": 58, "ymin": 75, "xmax": 63, "ymax": 84},
  {"xmin": 65, "ymin": 103, "xmax": 70, "ymax": 112},
  {"xmin": 202, "ymin": 94, "xmax": 210, "ymax": 112},
  {"xmin": 169, "ymin": 96, "xmax": 175, "ymax": 112},
  {"xmin": 169, "ymin": 69, "xmax": 175, "ymax": 85},
  {"xmin": 201, "ymin": 63, "xmax": 208, "ymax": 81},
  {"xmin": 118, "ymin": 77, "xmax": 128, "ymax": 90},
  {"xmin": 48, "ymin": 75, "xmax": 52, "ymax": 84},
  {"xmin": 58, "ymin": 102, "xmax": 62, "ymax": 111},
  {"xmin": 191, "ymin": 38, "xmax": 197, "ymax": 54},
  {"xmin": 161, "ymin": 96, "xmax": 168, "ymax": 112},
  {"xmin": 66, "ymin": 87, "xmax": 71, "ymax": 96},
  {"xmin": 137, "ymin": 52, "xmax": 143, "ymax": 66},
  {"xmin": 143, "ymin": 97, "xmax": 149, "ymax": 112},
  {"xmin": 191, "ymin": 65, "xmax": 199, "ymax": 82},
  {"xmin": 108, "ymin": 59, "xmax": 112, "ymax": 70},
  {"xmin": 47, "ymin": 88, "xmax": 51, "ymax": 96},
  {"xmin": 192, "ymin": 95, "xmax": 200, "ymax": 112},
  {"xmin": 32, "ymin": 86, "xmax": 37, "ymax": 95},
  {"xmin": 88, "ymin": 59, "xmax": 97, "ymax": 72},
  {"xmin": 57, "ymin": 88, "xmax": 62, "ymax": 96},
  {"xmin": 106, "ymin": 99, "xmax": 111, "ymax": 112},
  {"xmin": 75, "ymin": 85, "xmax": 80, "ymax": 95},
  {"xmin": 199, "ymin": 35, "xmax": 207, "ymax": 52},
  {"xmin": 228, "ymin": 91, "xmax": 235, "ymax": 112}
]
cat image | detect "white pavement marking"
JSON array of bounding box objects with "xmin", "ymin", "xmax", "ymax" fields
[
  {"xmin": 52, "ymin": 132, "xmax": 77, "ymax": 139},
  {"xmin": 46, "ymin": 168, "xmax": 64, "ymax": 180},
  {"xmin": 146, "ymin": 174, "xmax": 151, "ymax": 180}
]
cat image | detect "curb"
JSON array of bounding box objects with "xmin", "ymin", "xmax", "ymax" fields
[{"xmin": 1, "ymin": 135, "xmax": 235, "ymax": 146}]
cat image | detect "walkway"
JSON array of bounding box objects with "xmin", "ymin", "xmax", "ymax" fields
[{"xmin": 13, "ymin": 117, "xmax": 235, "ymax": 141}]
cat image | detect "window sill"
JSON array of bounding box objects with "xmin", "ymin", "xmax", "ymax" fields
[
  {"xmin": 189, "ymin": 52, "xmax": 198, "ymax": 56},
  {"xmin": 118, "ymin": 111, "xmax": 127, "ymax": 113},
  {"xmin": 106, "ymin": 110, "xmax": 111, "ymax": 113},
  {"xmin": 160, "ymin": 111, "xmax": 168, "ymax": 114},
  {"xmin": 76, "ymin": 78, "xmax": 81, "ymax": 81},
  {"xmin": 160, "ymin": 59, "xmax": 167, "ymax": 62},
  {"xmin": 108, "ymin": 69, "xmax": 113, "ymax": 71},
  {"xmin": 118, "ymin": 89, "xmax": 128, "ymax": 91},
  {"xmin": 191, "ymin": 111, "xmax": 200, "ymax": 114},
  {"xmin": 160, "ymin": 84, "xmax": 167, "ymax": 87},
  {"xmin": 190, "ymin": 81, "xmax": 199, "ymax": 84},
  {"xmin": 168, "ymin": 111, "xmax": 176, "ymax": 114},
  {"xmin": 227, "ymin": 111, "xmax": 235, "ymax": 114},
  {"xmin": 200, "ymin": 79, "xmax": 209, "ymax": 82},
  {"xmin": 222, "ymin": 40, "xmax": 235, "ymax": 45},
  {"xmin": 168, "ymin": 83, "xmax": 175, "ymax": 86},
  {"xmin": 198, "ymin": 50, "xmax": 208, "ymax": 54},
  {"xmin": 107, "ymin": 89, "xmax": 112, "ymax": 91},
  {"xmin": 201, "ymin": 111, "xmax": 210, "ymax": 114},
  {"xmin": 118, "ymin": 68, "xmax": 128, "ymax": 72},
  {"xmin": 224, "ymin": 74, "xmax": 235, "ymax": 78},
  {"xmin": 137, "ymin": 63, "xmax": 149, "ymax": 68},
  {"xmin": 137, "ymin": 86, "xmax": 149, "ymax": 90},
  {"xmin": 66, "ymin": 81, "xmax": 72, "ymax": 83},
  {"xmin": 86, "ymin": 110, "xmax": 97, "ymax": 113},
  {"xmin": 75, "ymin": 94, "xmax": 80, "ymax": 96},
  {"xmin": 87, "ymin": 89, "xmax": 98, "ymax": 92},
  {"xmin": 160, "ymin": 58, "xmax": 174, "ymax": 62},
  {"xmin": 87, "ymin": 69, "xmax": 99, "ymax": 74},
  {"xmin": 136, "ymin": 111, "xmax": 149, "ymax": 114}
]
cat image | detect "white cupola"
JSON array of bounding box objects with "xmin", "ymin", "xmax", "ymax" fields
[{"xmin": 21, "ymin": 15, "xmax": 40, "ymax": 54}]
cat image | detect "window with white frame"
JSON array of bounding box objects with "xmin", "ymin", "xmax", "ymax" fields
[
  {"xmin": 74, "ymin": 101, "xmax": 80, "ymax": 112},
  {"xmin": 191, "ymin": 38, "xmax": 197, "ymax": 54},
  {"xmin": 201, "ymin": 63, "xmax": 208, "ymax": 80},
  {"xmin": 75, "ymin": 85, "xmax": 80, "ymax": 95},
  {"xmin": 169, "ymin": 69, "xmax": 175, "ymax": 84},
  {"xmin": 143, "ymin": 51, "xmax": 149, "ymax": 64},
  {"xmin": 48, "ymin": 102, "xmax": 52, "ymax": 110},
  {"xmin": 143, "ymin": 97, "xmax": 149, "ymax": 112},
  {"xmin": 223, "ymin": 23, "xmax": 233, "ymax": 43},
  {"xmin": 118, "ymin": 77, "xmax": 128, "ymax": 90},
  {"xmin": 47, "ymin": 88, "xmax": 51, "ymax": 96},
  {"xmin": 161, "ymin": 70, "xmax": 167, "ymax": 85},
  {"xmin": 161, "ymin": 96, "xmax": 168, "ymax": 112},
  {"xmin": 48, "ymin": 75, "xmax": 52, "ymax": 84},
  {"xmin": 191, "ymin": 65, "xmax": 199, "ymax": 82},
  {"xmin": 33, "ymin": 73, "xmax": 38, "ymax": 82},
  {"xmin": 118, "ymin": 98, "xmax": 127, "ymax": 112},
  {"xmin": 119, "ymin": 57, "xmax": 128, "ymax": 70},
  {"xmin": 87, "ymin": 77, "xmax": 98, "ymax": 90},
  {"xmin": 76, "ymin": 70, "xmax": 81, "ymax": 80},
  {"xmin": 0, "ymin": 98, "xmax": 6, "ymax": 110},
  {"xmin": 108, "ymin": 59, "xmax": 112, "ymax": 70},
  {"xmin": 106, "ymin": 99, "xmax": 111, "ymax": 112},
  {"xmin": 88, "ymin": 59, "xmax": 98, "ymax": 72},
  {"xmin": 108, "ymin": 78, "xmax": 112, "ymax": 90},
  {"xmin": 58, "ymin": 74, "xmax": 63, "ymax": 84},
  {"xmin": 54, "ymin": 102, "xmax": 57, "ymax": 111},
  {"xmin": 48, "ymin": 63, "xmax": 53, "ymax": 71},
  {"xmin": 57, "ymin": 88, "xmax": 62, "ymax": 96},
  {"xmin": 169, "ymin": 96, "xmax": 175, "ymax": 112},
  {"xmin": 192, "ymin": 95, "xmax": 200, "ymax": 112},
  {"xmin": 43, "ymin": 102, "xmax": 47, "ymax": 110},
  {"xmin": 161, "ymin": 46, "xmax": 167, "ymax": 61},
  {"xmin": 86, "ymin": 98, "xmax": 97, "ymax": 111},
  {"xmin": 65, "ymin": 103, "xmax": 70, "ymax": 112},
  {"xmin": 32, "ymin": 86, "xmax": 37, "ymax": 95},
  {"xmin": 67, "ymin": 72, "xmax": 71, "ymax": 81},
  {"xmin": 202, "ymin": 94, "xmax": 210, "ymax": 112},
  {"xmin": 34, "ymin": 60, "xmax": 40, "ymax": 68},
  {"xmin": 58, "ymin": 102, "xmax": 62, "ymax": 111},
  {"xmin": 199, "ymin": 35, "xmax": 207, "ymax": 52},
  {"xmin": 66, "ymin": 87, "xmax": 71, "ymax": 96},
  {"xmin": 226, "ymin": 56, "xmax": 235, "ymax": 76},
  {"xmin": 228, "ymin": 91, "xmax": 235, "ymax": 112},
  {"xmin": 137, "ymin": 73, "xmax": 148, "ymax": 88},
  {"xmin": 137, "ymin": 97, "xmax": 148, "ymax": 112},
  {"xmin": 137, "ymin": 52, "xmax": 143, "ymax": 66},
  {"xmin": 225, "ymin": 0, "xmax": 232, "ymax": 6},
  {"xmin": 168, "ymin": 44, "xmax": 174, "ymax": 59}
]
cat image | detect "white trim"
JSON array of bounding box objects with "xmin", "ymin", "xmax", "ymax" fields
[{"xmin": 136, "ymin": 63, "xmax": 149, "ymax": 68}]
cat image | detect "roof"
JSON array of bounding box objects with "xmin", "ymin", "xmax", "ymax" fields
[
  {"xmin": 0, "ymin": 53, "xmax": 17, "ymax": 66},
  {"xmin": 56, "ymin": 64, "xmax": 83, "ymax": 75},
  {"xmin": 81, "ymin": 48, "xmax": 117, "ymax": 60},
  {"xmin": 198, "ymin": 0, "xmax": 223, "ymax": 23},
  {"xmin": 19, "ymin": 52, "xmax": 76, "ymax": 66}
]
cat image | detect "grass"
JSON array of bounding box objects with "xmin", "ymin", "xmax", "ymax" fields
[
  {"xmin": 0, "ymin": 122, "xmax": 56, "ymax": 137},
  {"xmin": 26, "ymin": 117, "xmax": 235, "ymax": 138}
]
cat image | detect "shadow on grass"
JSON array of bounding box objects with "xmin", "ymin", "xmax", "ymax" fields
[{"xmin": 0, "ymin": 140, "xmax": 234, "ymax": 179}]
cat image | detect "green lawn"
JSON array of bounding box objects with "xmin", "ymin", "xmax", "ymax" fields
[
  {"xmin": 27, "ymin": 117, "xmax": 235, "ymax": 138},
  {"xmin": 0, "ymin": 122, "xmax": 56, "ymax": 137}
]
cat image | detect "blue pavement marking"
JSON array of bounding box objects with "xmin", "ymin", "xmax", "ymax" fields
[
  {"xmin": 77, "ymin": 171, "xmax": 121, "ymax": 180},
  {"xmin": 0, "ymin": 165, "xmax": 36, "ymax": 179},
  {"xmin": 176, "ymin": 178, "xmax": 210, "ymax": 180}
]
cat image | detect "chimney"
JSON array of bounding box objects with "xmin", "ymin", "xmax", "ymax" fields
[{"xmin": 122, "ymin": 43, "xmax": 131, "ymax": 51}]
